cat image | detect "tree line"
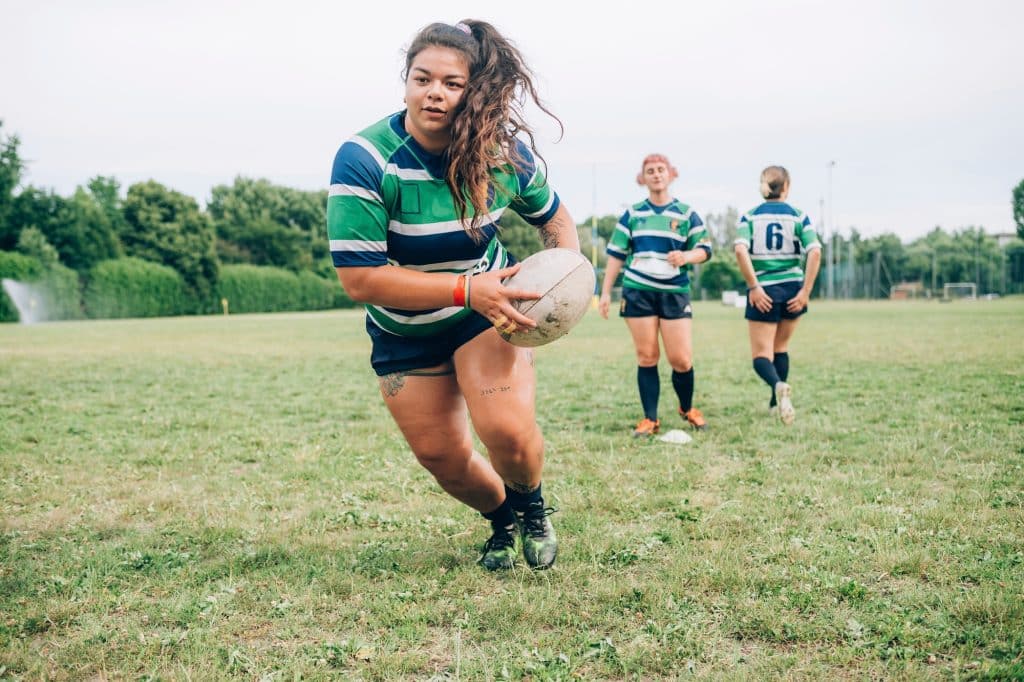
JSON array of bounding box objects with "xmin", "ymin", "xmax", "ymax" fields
[{"xmin": 2, "ymin": 120, "xmax": 1023, "ymax": 322}]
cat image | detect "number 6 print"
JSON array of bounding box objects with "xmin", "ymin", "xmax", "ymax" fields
[{"xmin": 765, "ymin": 222, "xmax": 784, "ymax": 251}]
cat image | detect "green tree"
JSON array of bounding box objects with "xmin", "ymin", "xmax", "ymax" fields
[
  {"xmin": 855, "ymin": 232, "xmax": 906, "ymax": 296},
  {"xmin": 15, "ymin": 226, "xmax": 60, "ymax": 265},
  {"xmin": 0, "ymin": 120, "xmax": 24, "ymax": 248},
  {"xmin": 1006, "ymin": 240, "xmax": 1024, "ymax": 293},
  {"xmin": 52, "ymin": 188, "xmax": 122, "ymax": 271},
  {"xmin": 703, "ymin": 206, "xmax": 740, "ymax": 252},
  {"xmin": 8, "ymin": 187, "xmax": 66, "ymax": 254},
  {"xmin": 208, "ymin": 177, "xmax": 326, "ymax": 271},
  {"xmin": 699, "ymin": 259, "xmax": 744, "ymax": 298},
  {"xmin": 87, "ymin": 176, "xmax": 128, "ymax": 241},
  {"xmin": 1013, "ymin": 179, "xmax": 1024, "ymax": 240},
  {"xmin": 498, "ymin": 211, "xmax": 543, "ymax": 261},
  {"xmin": 122, "ymin": 180, "xmax": 219, "ymax": 307}
]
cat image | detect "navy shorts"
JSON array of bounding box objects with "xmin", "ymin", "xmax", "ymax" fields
[
  {"xmin": 744, "ymin": 281, "xmax": 807, "ymax": 322},
  {"xmin": 620, "ymin": 287, "xmax": 693, "ymax": 319},
  {"xmin": 366, "ymin": 313, "xmax": 494, "ymax": 376}
]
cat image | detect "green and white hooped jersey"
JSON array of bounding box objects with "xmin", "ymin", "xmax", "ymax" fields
[
  {"xmin": 606, "ymin": 198, "xmax": 712, "ymax": 294},
  {"xmin": 327, "ymin": 112, "xmax": 560, "ymax": 337},
  {"xmin": 735, "ymin": 201, "xmax": 820, "ymax": 286}
]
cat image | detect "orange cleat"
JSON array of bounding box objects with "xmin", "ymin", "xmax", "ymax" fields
[
  {"xmin": 679, "ymin": 407, "xmax": 708, "ymax": 431},
  {"xmin": 632, "ymin": 417, "xmax": 660, "ymax": 438}
]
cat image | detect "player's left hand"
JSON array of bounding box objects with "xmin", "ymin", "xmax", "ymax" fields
[
  {"xmin": 666, "ymin": 250, "xmax": 686, "ymax": 267},
  {"xmin": 786, "ymin": 288, "xmax": 810, "ymax": 313}
]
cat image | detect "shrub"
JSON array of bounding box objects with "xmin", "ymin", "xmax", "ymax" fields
[
  {"xmin": 217, "ymin": 265, "xmax": 355, "ymax": 314},
  {"xmin": 84, "ymin": 257, "xmax": 189, "ymax": 319}
]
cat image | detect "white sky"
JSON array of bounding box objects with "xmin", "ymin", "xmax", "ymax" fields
[{"xmin": 3, "ymin": 0, "xmax": 1022, "ymax": 241}]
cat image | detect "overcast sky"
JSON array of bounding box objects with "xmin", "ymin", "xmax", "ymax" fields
[{"xmin": 3, "ymin": 0, "xmax": 1022, "ymax": 241}]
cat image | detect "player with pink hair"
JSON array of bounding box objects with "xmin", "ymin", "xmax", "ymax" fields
[{"xmin": 598, "ymin": 154, "xmax": 713, "ymax": 437}]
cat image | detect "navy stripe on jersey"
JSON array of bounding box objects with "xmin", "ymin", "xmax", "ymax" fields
[{"xmin": 388, "ymin": 224, "xmax": 500, "ymax": 267}]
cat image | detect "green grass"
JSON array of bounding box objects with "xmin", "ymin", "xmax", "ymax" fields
[{"xmin": 1, "ymin": 299, "xmax": 1022, "ymax": 680}]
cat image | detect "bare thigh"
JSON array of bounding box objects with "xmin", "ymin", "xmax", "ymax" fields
[
  {"xmin": 378, "ymin": 363, "xmax": 473, "ymax": 468},
  {"xmin": 625, "ymin": 316, "xmax": 661, "ymax": 366},
  {"xmin": 774, "ymin": 317, "xmax": 801, "ymax": 353},
  {"xmin": 748, "ymin": 321, "xmax": 778, "ymax": 359},
  {"xmin": 659, "ymin": 317, "xmax": 693, "ymax": 371}
]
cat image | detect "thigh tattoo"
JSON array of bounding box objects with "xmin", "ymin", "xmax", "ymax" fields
[
  {"xmin": 379, "ymin": 372, "xmax": 406, "ymax": 397},
  {"xmin": 379, "ymin": 366, "xmax": 455, "ymax": 398}
]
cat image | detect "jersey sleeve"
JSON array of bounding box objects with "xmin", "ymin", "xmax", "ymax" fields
[
  {"xmin": 508, "ymin": 140, "xmax": 561, "ymax": 226},
  {"xmin": 606, "ymin": 210, "xmax": 632, "ymax": 261},
  {"xmin": 797, "ymin": 214, "xmax": 821, "ymax": 251},
  {"xmin": 687, "ymin": 211, "xmax": 713, "ymax": 260},
  {"xmin": 326, "ymin": 137, "xmax": 389, "ymax": 268},
  {"xmin": 735, "ymin": 214, "xmax": 753, "ymax": 250}
]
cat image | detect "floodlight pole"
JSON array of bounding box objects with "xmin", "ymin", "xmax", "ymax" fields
[
  {"xmin": 591, "ymin": 164, "xmax": 598, "ymax": 268},
  {"xmin": 826, "ymin": 161, "xmax": 836, "ymax": 299},
  {"xmin": 819, "ymin": 196, "xmax": 826, "ymax": 298}
]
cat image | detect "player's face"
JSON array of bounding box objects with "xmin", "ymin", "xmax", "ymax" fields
[
  {"xmin": 404, "ymin": 46, "xmax": 470, "ymax": 154},
  {"xmin": 642, "ymin": 162, "xmax": 672, "ymax": 191}
]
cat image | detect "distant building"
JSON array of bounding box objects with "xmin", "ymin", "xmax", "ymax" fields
[{"xmin": 995, "ymin": 232, "xmax": 1018, "ymax": 248}]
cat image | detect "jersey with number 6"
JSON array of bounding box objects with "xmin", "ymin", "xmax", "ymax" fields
[{"xmin": 735, "ymin": 201, "xmax": 820, "ymax": 286}]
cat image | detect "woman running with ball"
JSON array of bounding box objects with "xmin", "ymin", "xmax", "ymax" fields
[
  {"xmin": 327, "ymin": 20, "xmax": 579, "ymax": 570},
  {"xmin": 734, "ymin": 166, "xmax": 821, "ymax": 425}
]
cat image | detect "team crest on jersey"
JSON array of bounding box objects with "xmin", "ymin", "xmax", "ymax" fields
[{"xmin": 670, "ymin": 220, "xmax": 680, "ymax": 232}]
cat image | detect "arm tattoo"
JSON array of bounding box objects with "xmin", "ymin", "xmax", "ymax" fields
[{"xmin": 379, "ymin": 372, "xmax": 406, "ymax": 397}]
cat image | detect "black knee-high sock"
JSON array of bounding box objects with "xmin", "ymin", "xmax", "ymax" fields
[
  {"xmin": 504, "ymin": 482, "xmax": 542, "ymax": 512},
  {"xmin": 672, "ymin": 368, "xmax": 695, "ymax": 413},
  {"xmin": 481, "ymin": 497, "xmax": 516, "ymax": 530},
  {"xmin": 753, "ymin": 356, "xmax": 780, "ymax": 390},
  {"xmin": 637, "ymin": 365, "xmax": 660, "ymax": 420},
  {"xmin": 770, "ymin": 352, "xmax": 789, "ymax": 406}
]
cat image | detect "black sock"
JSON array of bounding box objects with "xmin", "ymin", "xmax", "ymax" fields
[
  {"xmin": 504, "ymin": 482, "xmax": 542, "ymax": 512},
  {"xmin": 637, "ymin": 365, "xmax": 660, "ymax": 420},
  {"xmin": 770, "ymin": 352, "xmax": 789, "ymax": 407},
  {"xmin": 481, "ymin": 497, "xmax": 516, "ymax": 529},
  {"xmin": 672, "ymin": 368, "xmax": 695, "ymax": 413},
  {"xmin": 753, "ymin": 356, "xmax": 780, "ymax": 390},
  {"xmin": 773, "ymin": 352, "xmax": 789, "ymax": 382}
]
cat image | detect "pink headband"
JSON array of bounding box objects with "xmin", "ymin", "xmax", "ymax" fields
[{"xmin": 454, "ymin": 22, "xmax": 472, "ymax": 35}]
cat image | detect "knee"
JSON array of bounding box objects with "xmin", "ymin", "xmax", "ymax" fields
[
  {"xmin": 481, "ymin": 423, "xmax": 541, "ymax": 467},
  {"xmin": 411, "ymin": 443, "xmax": 472, "ymax": 483},
  {"xmin": 636, "ymin": 351, "xmax": 660, "ymax": 366},
  {"xmin": 668, "ymin": 356, "xmax": 692, "ymax": 372}
]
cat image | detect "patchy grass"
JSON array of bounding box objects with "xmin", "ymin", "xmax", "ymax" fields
[{"xmin": 1, "ymin": 298, "xmax": 1022, "ymax": 680}]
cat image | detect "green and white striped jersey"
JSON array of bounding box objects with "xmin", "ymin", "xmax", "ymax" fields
[
  {"xmin": 327, "ymin": 112, "xmax": 560, "ymax": 337},
  {"xmin": 735, "ymin": 201, "xmax": 820, "ymax": 286}
]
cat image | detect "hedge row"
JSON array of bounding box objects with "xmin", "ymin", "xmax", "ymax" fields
[
  {"xmin": 215, "ymin": 264, "xmax": 348, "ymax": 314},
  {"xmin": 0, "ymin": 254, "xmax": 354, "ymax": 322},
  {"xmin": 0, "ymin": 252, "xmax": 82, "ymax": 322}
]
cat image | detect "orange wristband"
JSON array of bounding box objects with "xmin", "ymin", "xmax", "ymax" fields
[{"xmin": 453, "ymin": 275, "xmax": 466, "ymax": 307}]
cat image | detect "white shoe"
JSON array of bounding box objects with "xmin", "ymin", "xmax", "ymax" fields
[{"xmin": 775, "ymin": 382, "xmax": 794, "ymax": 425}]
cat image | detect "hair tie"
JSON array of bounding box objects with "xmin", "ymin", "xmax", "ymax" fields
[{"xmin": 454, "ymin": 22, "xmax": 472, "ymax": 35}]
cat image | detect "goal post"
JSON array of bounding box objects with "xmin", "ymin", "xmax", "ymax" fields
[{"xmin": 942, "ymin": 282, "xmax": 976, "ymax": 301}]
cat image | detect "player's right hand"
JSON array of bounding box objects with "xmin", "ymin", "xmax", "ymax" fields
[{"xmin": 598, "ymin": 293, "xmax": 611, "ymax": 319}]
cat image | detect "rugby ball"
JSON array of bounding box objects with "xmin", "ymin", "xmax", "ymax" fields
[{"xmin": 499, "ymin": 248, "xmax": 596, "ymax": 347}]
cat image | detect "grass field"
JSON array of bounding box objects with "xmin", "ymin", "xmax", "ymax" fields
[{"xmin": 1, "ymin": 298, "xmax": 1022, "ymax": 680}]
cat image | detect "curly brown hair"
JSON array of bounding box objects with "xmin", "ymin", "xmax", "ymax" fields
[{"xmin": 404, "ymin": 20, "xmax": 562, "ymax": 240}]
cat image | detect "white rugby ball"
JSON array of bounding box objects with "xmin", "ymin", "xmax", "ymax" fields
[{"xmin": 499, "ymin": 248, "xmax": 596, "ymax": 347}]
